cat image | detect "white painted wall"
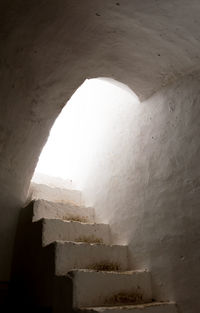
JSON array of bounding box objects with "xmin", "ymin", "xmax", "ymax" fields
[
  {"xmin": 80, "ymin": 73, "xmax": 200, "ymax": 313},
  {"xmin": 0, "ymin": 4, "xmax": 200, "ymax": 312},
  {"xmin": 1, "ymin": 0, "xmax": 200, "ymax": 284},
  {"xmin": 31, "ymin": 73, "xmax": 200, "ymax": 312}
]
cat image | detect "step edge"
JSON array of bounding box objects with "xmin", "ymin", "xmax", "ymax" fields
[
  {"xmin": 78, "ymin": 301, "xmax": 177, "ymax": 310},
  {"xmin": 41, "ymin": 217, "xmax": 110, "ymax": 226},
  {"xmin": 34, "ymin": 198, "xmax": 94, "ymax": 210},
  {"xmin": 54, "ymin": 240, "xmax": 127, "ymax": 248},
  {"xmin": 68, "ymin": 269, "xmax": 149, "ymax": 275}
]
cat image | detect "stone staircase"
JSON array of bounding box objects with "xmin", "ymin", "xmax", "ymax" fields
[{"xmin": 11, "ymin": 189, "xmax": 178, "ymax": 313}]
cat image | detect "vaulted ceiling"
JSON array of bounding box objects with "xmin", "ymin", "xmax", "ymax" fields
[{"xmin": 1, "ymin": 0, "xmax": 200, "ymax": 199}]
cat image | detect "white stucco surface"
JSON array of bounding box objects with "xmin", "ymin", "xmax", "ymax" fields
[
  {"xmin": 70, "ymin": 269, "xmax": 152, "ymax": 308},
  {"xmin": 42, "ymin": 218, "xmax": 111, "ymax": 246},
  {"xmin": 54, "ymin": 241, "xmax": 128, "ymax": 275},
  {"xmin": 0, "ymin": 1, "xmax": 200, "ymax": 312},
  {"xmin": 31, "ymin": 173, "xmax": 75, "ymax": 190},
  {"xmin": 81, "ymin": 74, "xmax": 200, "ymax": 313},
  {"xmin": 29, "ymin": 183, "xmax": 83, "ymax": 205},
  {"xmin": 33, "ymin": 199, "xmax": 94, "ymax": 223}
]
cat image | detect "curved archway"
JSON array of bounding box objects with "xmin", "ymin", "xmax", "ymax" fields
[{"xmin": 31, "ymin": 77, "xmax": 139, "ymax": 199}]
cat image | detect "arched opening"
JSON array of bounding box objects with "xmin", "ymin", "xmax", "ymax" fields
[{"xmin": 31, "ymin": 77, "xmax": 139, "ymax": 207}]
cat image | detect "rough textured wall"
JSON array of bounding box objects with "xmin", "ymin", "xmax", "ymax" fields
[
  {"xmin": 82, "ymin": 73, "xmax": 200, "ymax": 313},
  {"xmin": 0, "ymin": 0, "xmax": 200, "ymax": 283}
]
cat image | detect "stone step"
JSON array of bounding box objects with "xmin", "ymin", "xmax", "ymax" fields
[
  {"xmin": 41, "ymin": 218, "xmax": 111, "ymax": 246},
  {"xmin": 69, "ymin": 269, "xmax": 152, "ymax": 308},
  {"xmin": 77, "ymin": 302, "xmax": 177, "ymax": 313},
  {"xmin": 29, "ymin": 182, "xmax": 83, "ymax": 205},
  {"xmin": 54, "ymin": 241, "xmax": 128, "ymax": 275},
  {"xmin": 32, "ymin": 199, "xmax": 95, "ymax": 223}
]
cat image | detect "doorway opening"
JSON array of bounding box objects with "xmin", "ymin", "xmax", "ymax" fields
[{"xmin": 31, "ymin": 77, "xmax": 139, "ymax": 202}]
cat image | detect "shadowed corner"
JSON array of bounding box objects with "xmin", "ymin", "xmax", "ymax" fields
[{"xmin": 8, "ymin": 202, "xmax": 56, "ymax": 313}]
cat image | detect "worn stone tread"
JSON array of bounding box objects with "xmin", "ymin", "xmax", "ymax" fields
[
  {"xmin": 42, "ymin": 217, "xmax": 107, "ymax": 225},
  {"xmin": 71, "ymin": 268, "xmax": 152, "ymax": 308},
  {"xmin": 53, "ymin": 241, "xmax": 128, "ymax": 275},
  {"xmin": 78, "ymin": 302, "xmax": 177, "ymax": 312},
  {"xmin": 69, "ymin": 269, "xmax": 146, "ymax": 274},
  {"xmin": 33, "ymin": 199, "xmax": 95, "ymax": 223},
  {"xmin": 54, "ymin": 240, "xmax": 127, "ymax": 248},
  {"xmin": 41, "ymin": 218, "xmax": 111, "ymax": 246}
]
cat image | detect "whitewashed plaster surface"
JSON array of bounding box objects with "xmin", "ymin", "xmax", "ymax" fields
[
  {"xmin": 0, "ymin": 4, "xmax": 200, "ymax": 313},
  {"xmin": 41, "ymin": 218, "xmax": 111, "ymax": 246},
  {"xmin": 82, "ymin": 74, "xmax": 200, "ymax": 313},
  {"xmin": 70, "ymin": 270, "xmax": 152, "ymax": 308},
  {"xmin": 55, "ymin": 241, "xmax": 128, "ymax": 276}
]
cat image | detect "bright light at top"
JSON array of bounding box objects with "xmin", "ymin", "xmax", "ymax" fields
[{"xmin": 32, "ymin": 78, "xmax": 139, "ymax": 189}]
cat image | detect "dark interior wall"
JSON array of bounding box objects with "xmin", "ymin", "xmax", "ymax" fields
[{"xmin": 0, "ymin": 0, "xmax": 200, "ymax": 281}]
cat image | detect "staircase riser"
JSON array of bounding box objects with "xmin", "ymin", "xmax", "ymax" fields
[
  {"xmin": 30, "ymin": 182, "xmax": 82, "ymax": 204},
  {"xmin": 72, "ymin": 271, "xmax": 152, "ymax": 308},
  {"xmin": 42, "ymin": 219, "xmax": 111, "ymax": 246},
  {"xmin": 33, "ymin": 200, "xmax": 95, "ymax": 223},
  {"xmin": 55, "ymin": 243, "xmax": 128, "ymax": 275}
]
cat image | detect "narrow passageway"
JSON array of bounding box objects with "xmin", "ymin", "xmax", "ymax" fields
[{"xmin": 1, "ymin": 2, "xmax": 200, "ymax": 312}]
